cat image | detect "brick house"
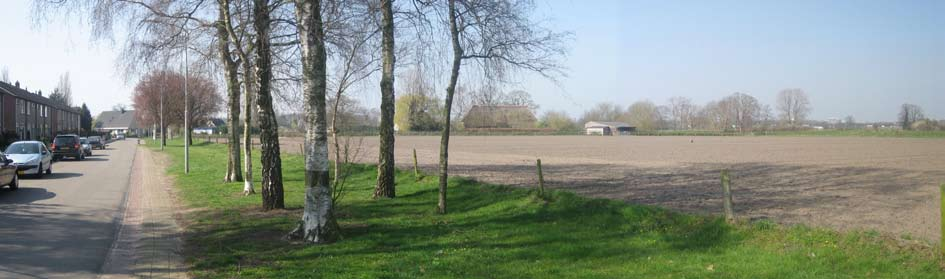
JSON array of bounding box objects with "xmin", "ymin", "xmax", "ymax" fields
[{"xmin": 0, "ymin": 81, "xmax": 82, "ymax": 142}]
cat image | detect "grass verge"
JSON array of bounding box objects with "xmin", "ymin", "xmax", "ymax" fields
[{"xmin": 150, "ymin": 140, "xmax": 944, "ymax": 278}]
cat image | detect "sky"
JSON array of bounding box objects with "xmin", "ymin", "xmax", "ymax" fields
[{"xmin": 1, "ymin": 0, "xmax": 942, "ymax": 122}]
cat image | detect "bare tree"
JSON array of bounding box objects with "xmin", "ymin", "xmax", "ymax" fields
[
  {"xmin": 374, "ymin": 0, "xmax": 396, "ymax": 199},
  {"xmin": 49, "ymin": 72, "xmax": 73, "ymax": 107},
  {"xmin": 322, "ymin": 0, "xmax": 380, "ymax": 199},
  {"xmin": 776, "ymin": 88, "xmax": 811, "ymax": 128},
  {"xmin": 899, "ymin": 103, "xmax": 924, "ymax": 130},
  {"xmin": 580, "ymin": 102, "xmax": 624, "ymax": 123},
  {"xmin": 667, "ymin": 96, "xmax": 695, "ymax": 130},
  {"xmin": 713, "ymin": 92, "xmax": 763, "ymax": 132},
  {"xmin": 423, "ymin": 0, "xmax": 568, "ymax": 214}
]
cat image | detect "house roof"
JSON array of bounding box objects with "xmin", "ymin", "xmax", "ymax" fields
[
  {"xmin": 96, "ymin": 110, "xmax": 138, "ymax": 129},
  {"xmin": 462, "ymin": 105, "xmax": 537, "ymax": 129},
  {"xmin": 584, "ymin": 121, "xmax": 632, "ymax": 129},
  {"xmin": 0, "ymin": 81, "xmax": 80, "ymax": 113}
]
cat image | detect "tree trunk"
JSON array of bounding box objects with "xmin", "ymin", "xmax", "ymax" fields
[
  {"xmin": 217, "ymin": 2, "xmax": 243, "ymax": 183},
  {"xmin": 254, "ymin": 0, "xmax": 284, "ymax": 210},
  {"xmin": 331, "ymin": 96, "xmax": 341, "ymax": 187},
  {"xmin": 287, "ymin": 0, "xmax": 340, "ymax": 244},
  {"xmin": 242, "ymin": 59, "xmax": 256, "ymax": 195},
  {"xmin": 373, "ymin": 0, "xmax": 396, "ymax": 199},
  {"xmin": 438, "ymin": 0, "xmax": 463, "ymax": 214}
]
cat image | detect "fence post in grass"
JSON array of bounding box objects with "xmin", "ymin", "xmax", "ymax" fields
[
  {"xmin": 413, "ymin": 149, "xmax": 420, "ymax": 181},
  {"xmin": 536, "ymin": 159, "xmax": 545, "ymax": 197},
  {"xmin": 299, "ymin": 143, "xmax": 304, "ymax": 154},
  {"xmin": 721, "ymin": 170, "xmax": 735, "ymax": 224}
]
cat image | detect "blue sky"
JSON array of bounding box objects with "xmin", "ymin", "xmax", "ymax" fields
[{"xmin": 1, "ymin": 0, "xmax": 942, "ymax": 122}]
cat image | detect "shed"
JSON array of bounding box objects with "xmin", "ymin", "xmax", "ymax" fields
[{"xmin": 584, "ymin": 121, "xmax": 634, "ymax": 136}]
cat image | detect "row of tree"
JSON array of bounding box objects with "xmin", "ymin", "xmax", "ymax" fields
[
  {"xmin": 37, "ymin": 0, "xmax": 566, "ymax": 243},
  {"xmin": 540, "ymin": 89, "xmax": 813, "ymax": 132}
]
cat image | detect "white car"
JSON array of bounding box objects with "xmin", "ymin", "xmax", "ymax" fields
[{"xmin": 4, "ymin": 141, "xmax": 53, "ymax": 177}]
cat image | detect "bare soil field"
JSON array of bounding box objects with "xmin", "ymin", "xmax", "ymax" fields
[{"xmin": 280, "ymin": 135, "xmax": 945, "ymax": 241}]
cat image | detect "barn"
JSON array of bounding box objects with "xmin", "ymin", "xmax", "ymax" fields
[
  {"xmin": 584, "ymin": 121, "xmax": 634, "ymax": 135},
  {"xmin": 462, "ymin": 105, "xmax": 537, "ymax": 129}
]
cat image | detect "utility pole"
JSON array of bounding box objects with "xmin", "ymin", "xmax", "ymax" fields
[{"xmin": 183, "ymin": 32, "xmax": 190, "ymax": 174}]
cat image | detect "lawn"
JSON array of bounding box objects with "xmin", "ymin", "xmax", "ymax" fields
[{"xmin": 150, "ymin": 140, "xmax": 944, "ymax": 278}]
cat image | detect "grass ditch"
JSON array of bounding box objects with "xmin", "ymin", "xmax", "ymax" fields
[{"xmin": 150, "ymin": 140, "xmax": 945, "ymax": 278}]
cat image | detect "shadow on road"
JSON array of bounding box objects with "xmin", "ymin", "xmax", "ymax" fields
[
  {"xmin": 79, "ymin": 157, "xmax": 109, "ymax": 162},
  {"xmin": 0, "ymin": 187, "xmax": 57, "ymax": 204},
  {"xmin": 33, "ymin": 173, "xmax": 83, "ymax": 180},
  {"xmin": 0, "ymin": 203, "xmax": 177, "ymax": 277}
]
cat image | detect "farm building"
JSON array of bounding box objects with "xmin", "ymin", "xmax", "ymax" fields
[
  {"xmin": 585, "ymin": 121, "xmax": 634, "ymax": 135},
  {"xmin": 193, "ymin": 118, "xmax": 226, "ymax": 135},
  {"xmin": 462, "ymin": 105, "xmax": 537, "ymax": 129},
  {"xmin": 96, "ymin": 110, "xmax": 143, "ymax": 137}
]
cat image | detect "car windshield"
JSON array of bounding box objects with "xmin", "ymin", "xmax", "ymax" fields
[
  {"xmin": 89, "ymin": 137, "xmax": 100, "ymax": 143},
  {"xmin": 81, "ymin": 138, "xmax": 89, "ymax": 144},
  {"xmin": 5, "ymin": 143, "xmax": 39, "ymax": 154},
  {"xmin": 54, "ymin": 137, "xmax": 76, "ymax": 145}
]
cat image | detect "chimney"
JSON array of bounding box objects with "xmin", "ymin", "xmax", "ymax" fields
[
  {"xmin": 14, "ymin": 81, "xmax": 19, "ymax": 88},
  {"xmin": 38, "ymin": 90, "xmax": 42, "ymax": 97}
]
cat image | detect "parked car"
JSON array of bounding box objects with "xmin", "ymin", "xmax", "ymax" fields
[
  {"xmin": 51, "ymin": 134, "xmax": 85, "ymax": 161},
  {"xmin": 4, "ymin": 141, "xmax": 53, "ymax": 177},
  {"xmin": 80, "ymin": 137, "xmax": 93, "ymax": 156},
  {"xmin": 116, "ymin": 134, "xmax": 126, "ymax": 140},
  {"xmin": 88, "ymin": 136, "xmax": 106, "ymax": 150},
  {"xmin": 0, "ymin": 153, "xmax": 19, "ymax": 190}
]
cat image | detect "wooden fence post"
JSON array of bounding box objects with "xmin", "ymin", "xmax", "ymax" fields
[
  {"xmin": 721, "ymin": 170, "xmax": 735, "ymax": 224},
  {"xmin": 413, "ymin": 149, "xmax": 420, "ymax": 180},
  {"xmin": 536, "ymin": 159, "xmax": 545, "ymax": 197},
  {"xmin": 299, "ymin": 143, "xmax": 304, "ymax": 154}
]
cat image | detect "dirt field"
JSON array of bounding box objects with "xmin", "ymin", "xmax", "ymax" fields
[{"xmin": 280, "ymin": 135, "xmax": 945, "ymax": 241}]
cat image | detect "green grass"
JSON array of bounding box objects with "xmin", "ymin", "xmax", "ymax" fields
[{"xmin": 150, "ymin": 140, "xmax": 945, "ymax": 278}]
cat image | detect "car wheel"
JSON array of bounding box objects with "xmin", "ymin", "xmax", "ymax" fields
[
  {"xmin": 9, "ymin": 175, "xmax": 18, "ymax": 191},
  {"xmin": 46, "ymin": 164, "xmax": 52, "ymax": 175},
  {"xmin": 36, "ymin": 163, "xmax": 44, "ymax": 178}
]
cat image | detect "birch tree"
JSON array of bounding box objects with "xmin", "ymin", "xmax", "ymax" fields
[
  {"xmin": 217, "ymin": 0, "xmax": 243, "ymax": 183},
  {"xmin": 287, "ymin": 0, "xmax": 340, "ymax": 244},
  {"xmin": 427, "ymin": 0, "xmax": 568, "ymax": 214},
  {"xmin": 221, "ymin": 0, "xmax": 257, "ymax": 195},
  {"xmin": 253, "ymin": 0, "xmax": 284, "ymax": 210}
]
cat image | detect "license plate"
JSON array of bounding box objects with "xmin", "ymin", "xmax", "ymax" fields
[
  {"xmin": 17, "ymin": 171, "xmax": 24, "ymax": 175},
  {"xmin": 61, "ymin": 147, "xmax": 71, "ymax": 150}
]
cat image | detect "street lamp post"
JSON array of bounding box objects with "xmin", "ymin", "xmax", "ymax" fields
[
  {"xmin": 160, "ymin": 67, "xmax": 165, "ymax": 151},
  {"xmin": 183, "ymin": 33, "xmax": 190, "ymax": 174}
]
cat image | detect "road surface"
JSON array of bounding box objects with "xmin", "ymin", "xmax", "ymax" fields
[{"xmin": 0, "ymin": 140, "xmax": 137, "ymax": 278}]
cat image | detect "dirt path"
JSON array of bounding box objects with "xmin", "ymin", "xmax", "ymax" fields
[
  {"xmin": 101, "ymin": 146, "xmax": 187, "ymax": 279},
  {"xmin": 281, "ymin": 135, "xmax": 945, "ymax": 242}
]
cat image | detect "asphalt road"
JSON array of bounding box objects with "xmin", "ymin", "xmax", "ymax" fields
[{"xmin": 0, "ymin": 139, "xmax": 137, "ymax": 278}]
